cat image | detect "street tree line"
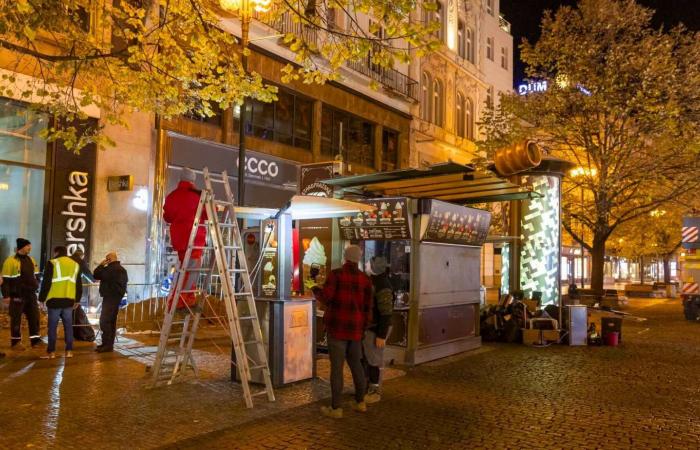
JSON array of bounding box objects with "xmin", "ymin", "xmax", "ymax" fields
[{"xmin": 481, "ymin": 0, "xmax": 700, "ymax": 292}]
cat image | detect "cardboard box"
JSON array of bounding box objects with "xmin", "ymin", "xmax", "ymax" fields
[{"xmin": 522, "ymin": 328, "xmax": 561, "ymax": 345}]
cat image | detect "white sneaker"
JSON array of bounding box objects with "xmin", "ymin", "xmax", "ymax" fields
[
  {"xmin": 65, "ymin": 351, "xmax": 74, "ymax": 358},
  {"xmin": 40, "ymin": 352, "xmax": 56, "ymax": 359}
]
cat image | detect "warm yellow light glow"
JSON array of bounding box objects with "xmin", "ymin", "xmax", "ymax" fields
[
  {"xmin": 219, "ymin": 0, "xmax": 242, "ymax": 11},
  {"xmin": 0, "ymin": 182, "xmax": 9, "ymax": 191},
  {"xmin": 569, "ymin": 167, "xmax": 597, "ymax": 177},
  {"xmin": 649, "ymin": 209, "xmax": 667, "ymax": 218},
  {"xmin": 253, "ymin": 0, "xmax": 271, "ymax": 12}
]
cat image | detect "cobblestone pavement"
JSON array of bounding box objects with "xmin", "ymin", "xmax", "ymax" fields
[{"xmin": 2, "ymin": 298, "xmax": 700, "ymax": 449}]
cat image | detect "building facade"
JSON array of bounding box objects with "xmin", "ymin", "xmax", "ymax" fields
[
  {"xmin": 412, "ymin": 0, "xmax": 513, "ymax": 166},
  {"xmin": 0, "ymin": 1, "xmax": 513, "ymax": 288}
]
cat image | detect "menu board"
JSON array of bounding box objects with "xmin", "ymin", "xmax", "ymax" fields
[
  {"xmin": 260, "ymin": 219, "xmax": 279, "ymax": 298},
  {"xmin": 422, "ymin": 199, "xmax": 491, "ymax": 246},
  {"xmin": 338, "ymin": 197, "xmax": 410, "ymax": 240}
]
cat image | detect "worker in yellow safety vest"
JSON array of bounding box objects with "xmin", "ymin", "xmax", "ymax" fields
[
  {"xmin": 1, "ymin": 238, "xmax": 42, "ymax": 351},
  {"xmin": 38, "ymin": 246, "xmax": 83, "ymax": 359}
]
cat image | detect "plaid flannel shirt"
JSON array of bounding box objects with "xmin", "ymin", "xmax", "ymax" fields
[{"xmin": 319, "ymin": 262, "xmax": 373, "ymax": 341}]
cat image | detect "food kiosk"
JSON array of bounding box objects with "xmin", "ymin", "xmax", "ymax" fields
[{"xmin": 322, "ymin": 162, "xmax": 540, "ymax": 364}]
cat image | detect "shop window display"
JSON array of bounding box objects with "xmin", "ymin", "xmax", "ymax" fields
[{"xmin": 0, "ymin": 99, "xmax": 48, "ymax": 263}]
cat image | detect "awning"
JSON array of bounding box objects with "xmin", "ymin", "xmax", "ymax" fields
[
  {"xmin": 234, "ymin": 196, "xmax": 376, "ymax": 220},
  {"xmin": 322, "ymin": 162, "xmax": 540, "ymax": 204}
]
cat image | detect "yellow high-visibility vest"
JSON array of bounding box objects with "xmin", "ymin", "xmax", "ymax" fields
[
  {"xmin": 1, "ymin": 255, "xmax": 39, "ymax": 279},
  {"xmin": 46, "ymin": 256, "xmax": 79, "ymax": 300}
]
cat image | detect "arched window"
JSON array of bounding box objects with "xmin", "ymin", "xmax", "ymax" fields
[
  {"xmin": 466, "ymin": 27, "xmax": 474, "ymax": 63},
  {"xmin": 432, "ymin": 78, "xmax": 444, "ymax": 127},
  {"xmin": 457, "ymin": 21, "xmax": 465, "ymax": 59},
  {"xmin": 421, "ymin": 72, "xmax": 432, "ymax": 121},
  {"xmin": 455, "ymin": 92, "xmax": 465, "ymax": 137},
  {"xmin": 465, "ymin": 97, "xmax": 474, "ymax": 139}
]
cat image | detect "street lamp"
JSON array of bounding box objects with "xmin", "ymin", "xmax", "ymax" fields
[
  {"xmin": 569, "ymin": 167, "xmax": 597, "ymax": 288},
  {"xmin": 219, "ymin": 0, "xmax": 271, "ymax": 205}
]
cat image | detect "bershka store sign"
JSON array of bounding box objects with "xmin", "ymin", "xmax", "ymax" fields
[{"xmin": 48, "ymin": 118, "xmax": 97, "ymax": 262}]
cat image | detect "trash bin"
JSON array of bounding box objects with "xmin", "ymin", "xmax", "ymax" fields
[
  {"xmin": 604, "ymin": 331, "xmax": 619, "ymax": 347},
  {"xmin": 601, "ymin": 317, "xmax": 623, "ymax": 343},
  {"xmin": 683, "ymin": 295, "xmax": 700, "ymax": 321}
]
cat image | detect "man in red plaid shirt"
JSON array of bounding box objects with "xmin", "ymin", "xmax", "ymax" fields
[{"xmin": 315, "ymin": 245, "xmax": 373, "ymax": 419}]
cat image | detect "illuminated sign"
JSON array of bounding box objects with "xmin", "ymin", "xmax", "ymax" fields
[{"xmin": 518, "ymin": 81, "xmax": 548, "ymax": 95}]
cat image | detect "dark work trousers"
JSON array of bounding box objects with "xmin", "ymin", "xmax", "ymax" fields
[
  {"xmin": 9, "ymin": 293, "xmax": 41, "ymax": 346},
  {"xmin": 99, "ymin": 298, "xmax": 121, "ymax": 349},
  {"xmin": 327, "ymin": 337, "xmax": 366, "ymax": 409}
]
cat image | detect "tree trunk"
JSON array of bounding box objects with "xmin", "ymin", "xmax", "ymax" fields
[
  {"xmin": 663, "ymin": 255, "xmax": 671, "ymax": 284},
  {"xmin": 640, "ymin": 255, "xmax": 645, "ymax": 284},
  {"xmin": 590, "ymin": 235, "xmax": 606, "ymax": 294}
]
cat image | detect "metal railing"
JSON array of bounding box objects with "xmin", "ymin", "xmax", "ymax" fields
[
  {"xmin": 253, "ymin": 10, "xmax": 318, "ymax": 47},
  {"xmin": 346, "ymin": 57, "xmax": 419, "ymax": 101},
  {"xmin": 498, "ymin": 14, "xmax": 511, "ymax": 33},
  {"xmin": 253, "ymin": 9, "xmax": 418, "ymax": 101}
]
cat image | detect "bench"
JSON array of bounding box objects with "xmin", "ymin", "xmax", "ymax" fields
[
  {"xmin": 624, "ymin": 284, "xmax": 665, "ymax": 298},
  {"xmin": 563, "ymin": 289, "xmax": 628, "ymax": 308}
]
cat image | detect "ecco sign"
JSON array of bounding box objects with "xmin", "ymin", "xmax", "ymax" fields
[{"xmin": 239, "ymin": 156, "xmax": 279, "ymax": 178}]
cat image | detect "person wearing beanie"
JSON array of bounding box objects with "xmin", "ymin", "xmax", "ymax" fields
[
  {"xmin": 1, "ymin": 238, "xmax": 42, "ymax": 350},
  {"xmin": 313, "ymin": 244, "xmax": 373, "ymax": 419},
  {"xmin": 362, "ymin": 256, "xmax": 394, "ymax": 404},
  {"xmin": 163, "ymin": 167, "xmax": 207, "ymax": 309}
]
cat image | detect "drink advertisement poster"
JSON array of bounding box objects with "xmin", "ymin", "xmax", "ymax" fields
[{"xmin": 421, "ymin": 199, "xmax": 491, "ymax": 246}]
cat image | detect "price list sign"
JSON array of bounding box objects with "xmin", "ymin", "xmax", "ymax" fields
[
  {"xmin": 422, "ymin": 200, "xmax": 491, "ymax": 246},
  {"xmin": 338, "ymin": 197, "xmax": 410, "ymax": 241}
]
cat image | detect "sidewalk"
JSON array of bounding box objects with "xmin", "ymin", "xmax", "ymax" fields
[{"xmin": 2, "ymin": 298, "xmax": 700, "ymax": 449}]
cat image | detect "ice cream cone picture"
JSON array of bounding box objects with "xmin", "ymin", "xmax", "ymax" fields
[
  {"xmin": 394, "ymin": 201, "xmax": 405, "ymax": 222},
  {"xmin": 303, "ymin": 237, "xmax": 327, "ymax": 287}
]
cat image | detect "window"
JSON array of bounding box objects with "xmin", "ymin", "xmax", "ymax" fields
[
  {"xmin": 455, "ymin": 94, "xmax": 474, "ymax": 139},
  {"xmin": 320, "ymin": 107, "xmax": 375, "ymax": 167},
  {"xmin": 326, "ymin": 7, "xmax": 342, "ymax": 30},
  {"xmin": 466, "ymin": 27, "xmax": 474, "ymax": 63},
  {"xmin": 432, "ymin": 78, "xmax": 444, "ymax": 127},
  {"xmin": 382, "ymin": 129, "xmax": 399, "ymax": 171},
  {"xmin": 237, "ymin": 88, "xmax": 313, "ymax": 150},
  {"xmin": 0, "ymin": 99, "xmax": 48, "ymax": 265},
  {"xmin": 486, "ymin": 86, "xmax": 494, "ymax": 108},
  {"xmin": 465, "ymin": 97, "xmax": 474, "ymax": 139},
  {"xmin": 455, "ymin": 92, "xmax": 465, "ymax": 137},
  {"xmin": 486, "ymin": 0, "xmax": 494, "ymax": 16},
  {"xmin": 500, "ymin": 46, "xmax": 508, "ymax": 70},
  {"xmin": 486, "ymin": 37, "xmax": 494, "ymax": 61},
  {"xmin": 421, "ymin": 72, "xmax": 432, "ymax": 121},
  {"xmin": 368, "ymin": 20, "xmax": 385, "ymax": 74},
  {"xmin": 457, "ymin": 21, "xmax": 465, "ymax": 59},
  {"xmin": 424, "ymin": 2, "xmax": 444, "ymax": 41}
]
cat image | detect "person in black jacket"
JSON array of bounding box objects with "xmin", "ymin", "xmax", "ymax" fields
[
  {"xmin": 1, "ymin": 238, "xmax": 42, "ymax": 350},
  {"xmin": 93, "ymin": 251, "xmax": 128, "ymax": 353},
  {"xmin": 363, "ymin": 256, "xmax": 394, "ymax": 404}
]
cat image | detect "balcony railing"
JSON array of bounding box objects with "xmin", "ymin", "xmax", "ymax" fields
[
  {"xmin": 498, "ymin": 14, "xmax": 511, "ymax": 33},
  {"xmin": 253, "ymin": 10, "xmax": 319, "ymax": 48},
  {"xmin": 253, "ymin": 11, "xmax": 417, "ymax": 101},
  {"xmin": 346, "ymin": 57, "xmax": 419, "ymax": 101}
]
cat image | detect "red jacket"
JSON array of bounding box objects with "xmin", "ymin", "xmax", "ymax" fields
[
  {"xmin": 318, "ymin": 262, "xmax": 373, "ymax": 341},
  {"xmin": 163, "ymin": 181, "xmax": 207, "ymax": 256}
]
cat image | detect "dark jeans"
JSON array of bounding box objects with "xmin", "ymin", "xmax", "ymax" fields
[
  {"xmin": 47, "ymin": 307, "xmax": 74, "ymax": 353},
  {"xmin": 9, "ymin": 293, "xmax": 41, "ymax": 346},
  {"xmin": 328, "ymin": 337, "xmax": 366, "ymax": 409},
  {"xmin": 99, "ymin": 298, "xmax": 120, "ymax": 349}
]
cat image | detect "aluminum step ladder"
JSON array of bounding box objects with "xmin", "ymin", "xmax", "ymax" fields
[{"xmin": 149, "ymin": 168, "xmax": 275, "ymax": 408}]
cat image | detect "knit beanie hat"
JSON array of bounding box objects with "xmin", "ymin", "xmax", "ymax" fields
[
  {"xmin": 343, "ymin": 245, "xmax": 362, "ymax": 264},
  {"xmin": 180, "ymin": 167, "xmax": 197, "ymax": 183},
  {"xmin": 16, "ymin": 238, "xmax": 31, "ymax": 251}
]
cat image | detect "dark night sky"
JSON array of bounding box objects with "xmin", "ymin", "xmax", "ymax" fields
[{"xmin": 500, "ymin": 0, "xmax": 700, "ymax": 87}]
